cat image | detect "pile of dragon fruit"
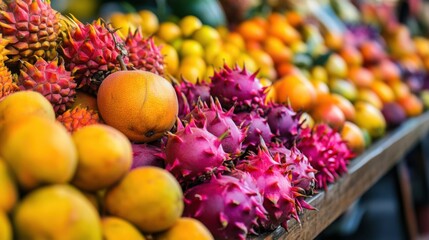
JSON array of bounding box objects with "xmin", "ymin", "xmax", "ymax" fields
[{"xmin": 132, "ymin": 64, "xmax": 354, "ymax": 239}]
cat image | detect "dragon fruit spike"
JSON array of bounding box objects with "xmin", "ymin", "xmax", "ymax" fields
[
  {"xmin": 173, "ymin": 79, "xmax": 211, "ymax": 118},
  {"xmin": 265, "ymin": 102, "xmax": 303, "ymax": 148},
  {"xmin": 210, "ymin": 63, "xmax": 266, "ymax": 110},
  {"xmin": 236, "ymin": 147, "xmax": 312, "ymax": 230},
  {"xmin": 187, "ymin": 97, "xmax": 245, "ymax": 156},
  {"xmin": 165, "ymin": 119, "xmax": 228, "ymax": 185},
  {"xmin": 297, "ymin": 124, "xmax": 354, "ymax": 190},
  {"xmin": 269, "ymin": 142, "xmax": 317, "ymax": 195},
  {"xmin": 232, "ymin": 110, "xmax": 274, "ymax": 151},
  {"xmin": 183, "ymin": 174, "xmax": 267, "ymax": 240}
]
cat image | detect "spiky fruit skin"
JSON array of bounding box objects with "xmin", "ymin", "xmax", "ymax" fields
[
  {"xmin": 187, "ymin": 99, "xmax": 245, "ymax": 156},
  {"xmin": 125, "ymin": 31, "xmax": 164, "ymax": 75},
  {"xmin": 0, "ymin": 0, "xmax": 60, "ymax": 65},
  {"xmin": 174, "ymin": 80, "xmax": 211, "ymax": 118},
  {"xmin": 61, "ymin": 18, "xmax": 129, "ymax": 93},
  {"xmin": 131, "ymin": 143, "xmax": 165, "ymax": 169},
  {"xmin": 57, "ymin": 106, "xmax": 100, "ymax": 132},
  {"xmin": 236, "ymin": 148, "xmax": 307, "ymax": 230},
  {"xmin": 265, "ymin": 103, "xmax": 302, "ymax": 147},
  {"xmin": 165, "ymin": 121, "xmax": 228, "ymax": 184},
  {"xmin": 0, "ymin": 35, "xmax": 17, "ymax": 99},
  {"xmin": 210, "ymin": 64, "xmax": 264, "ymax": 109},
  {"xmin": 233, "ymin": 110, "xmax": 273, "ymax": 150},
  {"xmin": 269, "ymin": 143, "xmax": 316, "ymax": 195},
  {"xmin": 183, "ymin": 174, "xmax": 267, "ymax": 240},
  {"xmin": 297, "ymin": 124, "xmax": 354, "ymax": 190},
  {"xmin": 18, "ymin": 58, "xmax": 76, "ymax": 114}
]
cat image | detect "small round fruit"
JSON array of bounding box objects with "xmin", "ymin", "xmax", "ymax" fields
[
  {"xmin": 0, "ymin": 159, "xmax": 17, "ymax": 213},
  {"xmin": 325, "ymin": 54, "xmax": 348, "ymax": 78},
  {"xmin": 97, "ymin": 70, "xmax": 178, "ymax": 143},
  {"xmin": 72, "ymin": 91, "xmax": 98, "ymax": 110},
  {"xmin": 139, "ymin": 10, "xmax": 159, "ymax": 36},
  {"xmin": 330, "ymin": 94, "xmax": 356, "ymax": 122},
  {"xmin": 179, "ymin": 40, "xmax": 204, "ymax": 58},
  {"xmin": 157, "ymin": 22, "xmax": 181, "ymax": 43},
  {"xmin": 71, "ymin": 124, "xmax": 132, "ymax": 192},
  {"xmin": 0, "ymin": 91, "xmax": 55, "ymax": 124},
  {"xmin": 356, "ymin": 89, "xmax": 383, "ymax": 109},
  {"xmin": 179, "ymin": 15, "xmax": 202, "ymax": 37},
  {"xmin": 311, "ymin": 102, "xmax": 346, "ymax": 131},
  {"xmin": 274, "ymin": 73, "xmax": 317, "ymax": 111},
  {"xmin": 0, "ymin": 116, "xmax": 77, "ymax": 190},
  {"xmin": 104, "ymin": 167, "xmax": 184, "ymax": 233},
  {"xmin": 102, "ymin": 217, "xmax": 146, "ymax": 240},
  {"xmin": 14, "ymin": 185, "xmax": 101, "ymax": 240},
  {"xmin": 371, "ymin": 81, "xmax": 395, "ymax": 103},
  {"xmin": 192, "ymin": 25, "xmax": 221, "ymax": 47},
  {"xmin": 329, "ymin": 79, "xmax": 358, "ymax": 102},
  {"xmin": 341, "ymin": 121, "xmax": 366, "ymax": 155},
  {"xmin": 160, "ymin": 44, "xmax": 179, "ymax": 76},
  {"xmin": 397, "ymin": 94, "xmax": 423, "ymax": 117},
  {"xmin": 354, "ymin": 101, "xmax": 386, "ymax": 139},
  {"xmin": 0, "ymin": 211, "xmax": 11, "ymax": 240},
  {"xmin": 299, "ymin": 112, "xmax": 314, "ymax": 129},
  {"xmin": 155, "ymin": 217, "xmax": 214, "ymax": 240}
]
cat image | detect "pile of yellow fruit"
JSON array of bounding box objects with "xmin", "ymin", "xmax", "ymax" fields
[{"xmin": 0, "ymin": 91, "xmax": 213, "ymax": 240}]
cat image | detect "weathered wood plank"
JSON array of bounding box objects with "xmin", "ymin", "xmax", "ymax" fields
[{"xmin": 258, "ymin": 112, "xmax": 429, "ymax": 240}]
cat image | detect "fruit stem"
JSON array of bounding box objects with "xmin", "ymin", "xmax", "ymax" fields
[{"xmin": 104, "ymin": 19, "xmax": 128, "ymax": 71}]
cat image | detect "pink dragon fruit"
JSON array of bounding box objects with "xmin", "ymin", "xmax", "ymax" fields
[
  {"xmin": 269, "ymin": 142, "xmax": 317, "ymax": 195},
  {"xmin": 187, "ymin": 99, "xmax": 245, "ymax": 156},
  {"xmin": 297, "ymin": 124, "xmax": 354, "ymax": 190},
  {"xmin": 265, "ymin": 103, "xmax": 303, "ymax": 147},
  {"xmin": 236, "ymin": 148, "xmax": 312, "ymax": 230},
  {"xmin": 210, "ymin": 64, "xmax": 265, "ymax": 109},
  {"xmin": 233, "ymin": 110, "xmax": 273, "ymax": 151},
  {"xmin": 131, "ymin": 143, "xmax": 165, "ymax": 169},
  {"xmin": 173, "ymin": 80, "xmax": 211, "ymax": 118},
  {"xmin": 165, "ymin": 120, "xmax": 228, "ymax": 184},
  {"xmin": 183, "ymin": 174, "xmax": 267, "ymax": 240}
]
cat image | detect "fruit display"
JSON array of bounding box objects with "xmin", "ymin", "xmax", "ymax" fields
[{"xmin": 1, "ymin": 0, "xmax": 429, "ymax": 239}]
